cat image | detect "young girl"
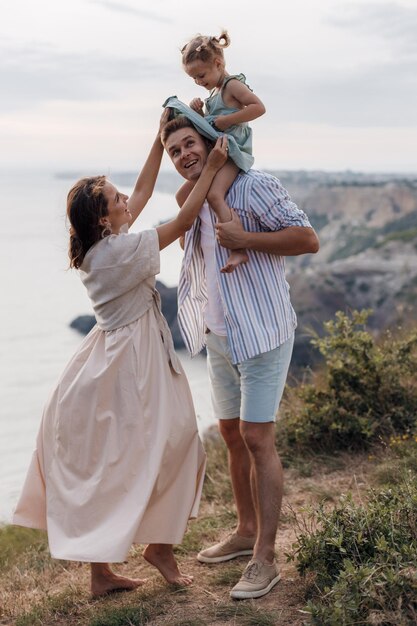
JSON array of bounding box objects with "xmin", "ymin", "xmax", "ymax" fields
[{"xmin": 180, "ymin": 30, "xmax": 266, "ymax": 273}]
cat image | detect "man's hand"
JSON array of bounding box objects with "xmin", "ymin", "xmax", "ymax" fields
[
  {"xmin": 215, "ymin": 209, "xmax": 246, "ymax": 249},
  {"xmin": 213, "ymin": 115, "xmax": 231, "ymax": 131},
  {"xmin": 190, "ymin": 98, "xmax": 204, "ymax": 116},
  {"xmin": 217, "ymin": 218, "xmax": 320, "ymax": 256}
]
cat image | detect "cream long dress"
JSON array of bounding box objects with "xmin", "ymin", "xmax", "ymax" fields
[{"xmin": 13, "ymin": 228, "xmax": 206, "ymax": 563}]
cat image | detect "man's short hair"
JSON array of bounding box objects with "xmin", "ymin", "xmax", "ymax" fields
[{"xmin": 161, "ymin": 115, "xmax": 196, "ymax": 146}]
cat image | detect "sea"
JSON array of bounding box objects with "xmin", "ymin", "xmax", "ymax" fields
[{"xmin": 0, "ymin": 169, "xmax": 214, "ymax": 523}]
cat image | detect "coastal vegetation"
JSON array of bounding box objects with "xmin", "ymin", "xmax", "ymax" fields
[
  {"xmin": 278, "ymin": 312, "xmax": 417, "ymax": 625},
  {"xmin": 1, "ymin": 310, "xmax": 416, "ymax": 625},
  {"xmin": 277, "ymin": 310, "xmax": 417, "ymax": 454}
]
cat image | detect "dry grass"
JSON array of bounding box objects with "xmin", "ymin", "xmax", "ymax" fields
[{"xmin": 1, "ymin": 436, "xmax": 379, "ymax": 626}]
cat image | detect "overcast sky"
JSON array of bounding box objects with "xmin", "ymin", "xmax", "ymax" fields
[{"xmin": 1, "ymin": 0, "xmax": 416, "ymax": 172}]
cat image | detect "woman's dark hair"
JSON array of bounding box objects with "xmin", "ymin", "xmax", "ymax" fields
[{"xmin": 67, "ymin": 176, "xmax": 108, "ymax": 269}]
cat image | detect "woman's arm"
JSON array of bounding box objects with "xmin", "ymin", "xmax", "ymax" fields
[
  {"xmin": 127, "ymin": 110, "xmax": 170, "ymax": 226},
  {"xmin": 156, "ymin": 137, "xmax": 228, "ymax": 251},
  {"xmin": 214, "ymin": 81, "xmax": 266, "ymax": 132}
]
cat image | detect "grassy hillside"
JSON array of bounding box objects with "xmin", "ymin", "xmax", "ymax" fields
[{"xmin": 1, "ymin": 312, "xmax": 416, "ymax": 626}]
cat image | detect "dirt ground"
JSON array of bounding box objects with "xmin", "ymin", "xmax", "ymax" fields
[{"xmin": 0, "ymin": 453, "xmax": 373, "ymax": 626}]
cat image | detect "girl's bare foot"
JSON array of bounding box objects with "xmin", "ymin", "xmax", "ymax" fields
[
  {"xmin": 90, "ymin": 563, "xmax": 146, "ymax": 598},
  {"xmin": 221, "ymin": 249, "xmax": 249, "ymax": 273},
  {"xmin": 143, "ymin": 544, "xmax": 193, "ymax": 586}
]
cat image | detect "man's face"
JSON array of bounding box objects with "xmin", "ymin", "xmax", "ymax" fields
[{"xmin": 165, "ymin": 128, "xmax": 209, "ymax": 181}]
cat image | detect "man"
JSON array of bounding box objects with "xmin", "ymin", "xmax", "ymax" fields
[{"xmin": 161, "ymin": 115, "xmax": 319, "ymax": 600}]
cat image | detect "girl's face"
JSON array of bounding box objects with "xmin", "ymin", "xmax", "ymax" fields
[
  {"xmin": 102, "ymin": 182, "xmax": 131, "ymax": 234},
  {"xmin": 185, "ymin": 57, "xmax": 225, "ymax": 91}
]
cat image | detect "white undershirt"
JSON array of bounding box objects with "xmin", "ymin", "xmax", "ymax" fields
[{"xmin": 199, "ymin": 202, "xmax": 227, "ymax": 336}]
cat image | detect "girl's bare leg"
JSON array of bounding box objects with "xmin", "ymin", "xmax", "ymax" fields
[
  {"xmin": 90, "ymin": 562, "xmax": 146, "ymax": 597},
  {"xmin": 143, "ymin": 544, "xmax": 193, "ymax": 586},
  {"xmin": 207, "ymin": 161, "xmax": 248, "ymax": 273}
]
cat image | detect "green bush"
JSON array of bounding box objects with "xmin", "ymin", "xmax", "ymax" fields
[
  {"xmin": 307, "ymin": 563, "xmax": 417, "ymax": 626},
  {"xmin": 278, "ymin": 311, "xmax": 417, "ymax": 452},
  {"xmin": 290, "ymin": 480, "xmax": 417, "ymax": 624},
  {"xmin": 373, "ymin": 434, "xmax": 417, "ymax": 487}
]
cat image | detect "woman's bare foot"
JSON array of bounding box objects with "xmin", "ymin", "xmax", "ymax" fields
[
  {"xmin": 143, "ymin": 544, "xmax": 193, "ymax": 586},
  {"xmin": 90, "ymin": 563, "xmax": 146, "ymax": 598},
  {"xmin": 221, "ymin": 249, "xmax": 249, "ymax": 273}
]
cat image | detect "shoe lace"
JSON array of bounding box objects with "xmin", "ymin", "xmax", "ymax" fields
[
  {"xmin": 224, "ymin": 533, "xmax": 241, "ymax": 547},
  {"xmin": 243, "ymin": 561, "xmax": 260, "ymax": 581}
]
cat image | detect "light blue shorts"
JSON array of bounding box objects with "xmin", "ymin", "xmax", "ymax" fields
[{"xmin": 205, "ymin": 331, "xmax": 294, "ymax": 423}]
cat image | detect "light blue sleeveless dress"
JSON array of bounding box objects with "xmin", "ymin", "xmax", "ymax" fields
[
  {"xmin": 163, "ymin": 74, "xmax": 254, "ymax": 173},
  {"xmin": 204, "ymin": 74, "xmax": 253, "ymax": 164}
]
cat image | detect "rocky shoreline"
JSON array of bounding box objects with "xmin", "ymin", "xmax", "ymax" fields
[{"xmin": 71, "ymin": 177, "xmax": 417, "ymax": 370}]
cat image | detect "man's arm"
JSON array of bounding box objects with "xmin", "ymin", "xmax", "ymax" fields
[{"xmin": 215, "ymin": 210, "xmax": 320, "ymax": 255}]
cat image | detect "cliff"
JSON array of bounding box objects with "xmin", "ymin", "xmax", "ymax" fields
[
  {"xmin": 282, "ymin": 176, "xmax": 417, "ymax": 365},
  {"xmin": 70, "ymin": 172, "xmax": 417, "ymax": 368}
]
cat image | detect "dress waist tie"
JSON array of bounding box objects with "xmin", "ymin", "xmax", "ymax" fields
[{"xmin": 152, "ymin": 290, "xmax": 182, "ymax": 375}]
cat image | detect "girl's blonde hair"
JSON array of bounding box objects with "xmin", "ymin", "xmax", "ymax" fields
[{"xmin": 181, "ymin": 30, "xmax": 230, "ymax": 66}]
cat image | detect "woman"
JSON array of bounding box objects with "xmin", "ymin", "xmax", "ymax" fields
[{"xmin": 13, "ymin": 112, "xmax": 228, "ymax": 597}]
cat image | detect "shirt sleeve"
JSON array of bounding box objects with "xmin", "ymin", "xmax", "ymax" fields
[{"xmin": 249, "ymin": 173, "xmax": 312, "ymax": 231}]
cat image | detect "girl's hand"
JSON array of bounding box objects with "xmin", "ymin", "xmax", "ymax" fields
[
  {"xmin": 158, "ymin": 108, "xmax": 171, "ymax": 134},
  {"xmin": 206, "ymin": 136, "xmax": 228, "ymax": 171},
  {"xmin": 213, "ymin": 115, "xmax": 231, "ymax": 131},
  {"xmin": 189, "ymin": 98, "xmax": 204, "ymax": 115}
]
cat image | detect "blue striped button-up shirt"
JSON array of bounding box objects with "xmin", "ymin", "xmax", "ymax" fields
[{"xmin": 178, "ymin": 169, "xmax": 312, "ymax": 364}]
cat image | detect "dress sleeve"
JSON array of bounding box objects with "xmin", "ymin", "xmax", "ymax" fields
[
  {"xmin": 87, "ymin": 229, "xmax": 160, "ymax": 298},
  {"xmin": 111, "ymin": 228, "xmax": 160, "ymax": 281},
  {"xmin": 249, "ymin": 173, "xmax": 312, "ymax": 231},
  {"xmin": 223, "ymin": 73, "xmax": 253, "ymax": 92}
]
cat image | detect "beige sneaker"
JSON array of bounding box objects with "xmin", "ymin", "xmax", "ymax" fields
[
  {"xmin": 197, "ymin": 532, "xmax": 255, "ymax": 563},
  {"xmin": 230, "ymin": 558, "xmax": 280, "ymax": 599}
]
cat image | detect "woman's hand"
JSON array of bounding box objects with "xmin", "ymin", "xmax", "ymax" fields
[
  {"xmin": 158, "ymin": 108, "xmax": 171, "ymax": 135},
  {"xmin": 190, "ymin": 98, "xmax": 204, "ymax": 115},
  {"xmin": 206, "ymin": 135, "xmax": 229, "ymax": 172}
]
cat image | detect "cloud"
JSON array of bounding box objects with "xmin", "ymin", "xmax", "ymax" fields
[
  {"xmin": 258, "ymin": 56, "xmax": 416, "ymax": 128},
  {"xmin": 0, "ymin": 41, "xmax": 171, "ymax": 111},
  {"xmin": 327, "ymin": 2, "xmax": 417, "ymax": 57},
  {"xmin": 253, "ymin": 1, "xmax": 417, "ymax": 128},
  {"xmin": 88, "ymin": 0, "xmax": 173, "ymax": 23}
]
